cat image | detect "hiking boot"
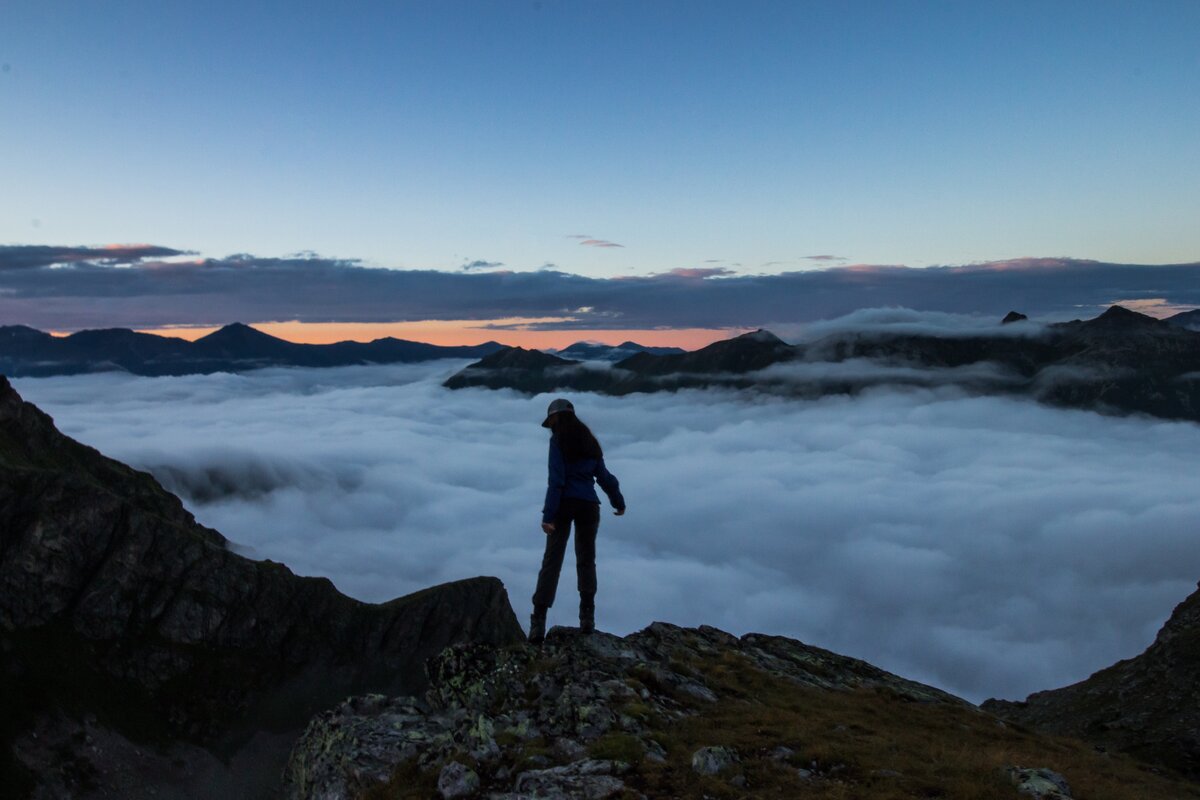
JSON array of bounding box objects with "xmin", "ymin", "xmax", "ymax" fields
[
  {"xmin": 528, "ymin": 607, "xmax": 547, "ymax": 645},
  {"xmin": 579, "ymin": 603, "xmax": 595, "ymax": 635}
]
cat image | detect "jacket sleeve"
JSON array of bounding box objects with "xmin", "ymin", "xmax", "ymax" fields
[
  {"xmin": 541, "ymin": 438, "xmax": 566, "ymax": 524},
  {"xmin": 595, "ymin": 456, "xmax": 625, "ymax": 511}
]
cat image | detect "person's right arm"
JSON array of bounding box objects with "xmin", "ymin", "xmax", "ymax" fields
[{"xmin": 595, "ymin": 456, "xmax": 625, "ymax": 514}]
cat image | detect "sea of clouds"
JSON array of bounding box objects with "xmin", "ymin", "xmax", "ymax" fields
[{"xmin": 13, "ymin": 350, "xmax": 1200, "ymax": 704}]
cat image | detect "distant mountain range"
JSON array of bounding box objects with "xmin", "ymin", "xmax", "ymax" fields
[
  {"xmin": 445, "ymin": 306, "xmax": 1200, "ymax": 423},
  {"xmin": 0, "ymin": 322, "xmax": 508, "ymax": 376},
  {"xmin": 0, "ymin": 324, "xmax": 695, "ymax": 378}
]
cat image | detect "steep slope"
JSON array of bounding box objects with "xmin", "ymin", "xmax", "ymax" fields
[
  {"xmin": 0, "ymin": 375, "xmax": 524, "ymax": 797},
  {"xmin": 983, "ymin": 581, "xmax": 1200, "ymax": 780}
]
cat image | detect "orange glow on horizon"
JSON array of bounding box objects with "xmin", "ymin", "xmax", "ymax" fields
[{"xmin": 131, "ymin": 318, "xmax": 750, "ymax": 351}]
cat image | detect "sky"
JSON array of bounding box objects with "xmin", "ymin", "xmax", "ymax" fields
[
  {"xmin": 11, "ymin": 346, "xmax": 1200, "ymax": 704},
  {"xmin": 2, "ymin": 1, "xmax": 1200, "ymax": 346}
]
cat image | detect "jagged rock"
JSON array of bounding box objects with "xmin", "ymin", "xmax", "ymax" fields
[
  {"xmin": 505, "ymin": 759, "xmax": 627, "ymax": 799},
  {"xmin": 767, "ymin": 745, "xmax": 795, "ymax": 761},
  {"xmin": 1007, "ymin": 766, "xmax": 1072, "ymax": 798},
  {"xmin": 0, "ymin": 376, "xmax": 525, "ymax": 797},
  {"xmin": 438, "ymin": 761, "xmax": 481, "ymax": 799},
  {"xmin": 690, "ymin": 745, "xmax": 738, "ymax": 775},
  {"xmin": 984, "ymin": 581, "xmax": 1200, "ymax": 779}
]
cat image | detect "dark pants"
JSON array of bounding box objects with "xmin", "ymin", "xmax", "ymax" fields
[{"xmin": 533, "ymin": 497, "xmax": 600, "ymax": 610}]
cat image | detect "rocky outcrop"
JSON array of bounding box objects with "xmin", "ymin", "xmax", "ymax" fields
[
  {"xmin": 983, "ymin": 581, "xmax": 1200, "ymax": 780},
  {"xmin": 0, "ymin": 375, "xmax": 524, "ymax": 797},
  {"xmin": 443, "ymin": 307, "xmax": 1200, "ymax": 422},
  {"xmin": 282, "ymin": 623, "xmax": 964, "ymax": 798}
]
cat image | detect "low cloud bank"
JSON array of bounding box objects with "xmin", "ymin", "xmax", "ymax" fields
[
  {"xmin": 773, "ymin": 307, "xmax": 1050, "ymax": 344},
  {"xmin": 13, "ymin": 363, "xmax": 1200, "ymax": 704}
]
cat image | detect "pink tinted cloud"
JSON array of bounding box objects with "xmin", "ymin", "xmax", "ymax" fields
[
  {"xmin": 580, "ymin": 239, "xmax": 624, "ymax": 248},
  {"xmin": 660, "ymin": 267, "xmax": 735, "ymax": 279},
  {"xmin": 959, "ymin": 257, "xmax": 1090, "ymax": 272}
]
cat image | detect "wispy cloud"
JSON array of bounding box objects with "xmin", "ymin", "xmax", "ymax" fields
[
  {"xmin": 804, "ymin": 254, "xmax": 846, "ymax": 262},
  {"xmin": 579, "ymin": 239, "xmax": 624, "ymax": 248},
  {"xmin": 656, "ymin": 267, "xmax": 736, "ymax": 279},
  {"xmin": 461, "ymin": 259, "xmax": 505, "ymax": 271}
]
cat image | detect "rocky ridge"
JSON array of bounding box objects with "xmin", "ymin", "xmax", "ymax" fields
[
  {"xmin": 984, "ymin": 581, "xmax": 1200, "ymax": 780},
  {"xmin": 0, "ymin": 375, "xmax": 525, "ymax": 797}
]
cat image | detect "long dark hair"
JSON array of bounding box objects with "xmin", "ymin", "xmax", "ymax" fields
[{"xmin": 554, "ymin": 411, "xmax": 603, "ymax": 461}]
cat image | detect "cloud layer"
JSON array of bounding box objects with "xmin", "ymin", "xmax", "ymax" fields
[
  {"xmin": 12, "ymin": 362, "xmax": 1200, "ymax": 704},
  {"xmin": 1, "ymin": 245, "xmax": 1198, "ymax": 332}
]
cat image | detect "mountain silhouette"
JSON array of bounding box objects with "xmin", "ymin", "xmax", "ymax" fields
[
  {"xmin": 0, "ymin": 323, "xmax": 506, "ymax": 377},
  {"xmin": 445, "ymin": 308, "xmax": 1200, "ymax": 422}
]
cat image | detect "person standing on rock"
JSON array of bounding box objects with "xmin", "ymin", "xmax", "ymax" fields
[{"xmin": 530, "ymin": 397, "xmax": 625, "ymax": 644}]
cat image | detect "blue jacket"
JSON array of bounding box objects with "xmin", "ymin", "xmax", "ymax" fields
[{"xmin": 542, "ymin": 435, "xmax": 625, "ymax": 523}]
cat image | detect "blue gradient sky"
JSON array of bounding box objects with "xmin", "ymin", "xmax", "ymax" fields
[{"xmin": 3, "ymin": 1, "xmax": 1199, "ymax": 277}]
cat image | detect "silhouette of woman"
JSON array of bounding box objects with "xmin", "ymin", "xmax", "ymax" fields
[{"xmin": 529, "ymin": 397, "xmax": 625, "ymax": 644}]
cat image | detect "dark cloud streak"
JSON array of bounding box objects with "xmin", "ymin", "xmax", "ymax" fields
[
  {"xmin": 1, "ymin": 245, "xmax": 1198, "ymax": 331},
  {"xmin": 0, "ymin": 244, "xmax": 186, "ymax": 271}
]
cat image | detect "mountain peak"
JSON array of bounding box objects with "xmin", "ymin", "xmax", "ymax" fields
[
  {"xmin": 735, "ymin": 329, "xmax": 786, "ymax": 345},
  {"xmin": 471, "ymin": 345, "xmax": 578, "ymax": 370},
  {"xmin": 200, "ymin": 321, "xmax": 275, "ymax": 340},
  {"xmin": 1093, "ymin": 305, "xmax": 1160, "ymax": 326},
  {"xmin": 1001, "ymin": 311, "xmax": 1029, "ymax": 324}
]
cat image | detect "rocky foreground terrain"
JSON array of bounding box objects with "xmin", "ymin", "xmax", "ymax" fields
[
  {"xmin": 0, "ymin": 375, "xmax": 524, "ymax": 798},
  {"xmin": 444, "ymin": 306, "xmax": 1200, "ymax": 423},
  {"xmin": 283, "ymin": 622, "xmax": 1200, "ymax": 800}
]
